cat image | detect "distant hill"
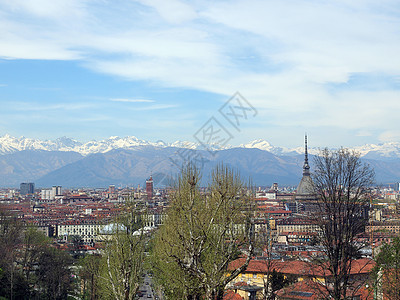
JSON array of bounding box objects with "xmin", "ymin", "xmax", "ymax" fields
[
  {"xmin": 34, "ymin": 147, "xmax": 305, "ymax": 188},
  {"xmin": 1, "ymin": 135, "xmax": 400, "ymax": 188},
  {"xmin": 0, "ymin": 150, "xmax": 83, "ymax": 187}
]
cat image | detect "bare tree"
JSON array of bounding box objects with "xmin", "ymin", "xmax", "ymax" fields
[{"xmin": 310, "ymin": 148, "xmax": 374, "ymax": 299}]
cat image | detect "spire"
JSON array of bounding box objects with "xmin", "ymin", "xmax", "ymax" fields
[{"xmin": 303, "ymin": 134, "xmax": 310, "ymax": 176}]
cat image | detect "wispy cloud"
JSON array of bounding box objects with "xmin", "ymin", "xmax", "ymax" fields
[
  {"xmin": 1, "ymin": 0, "xmax": 400, "ymax": 145},
  {"xmin": 131, "ymin": 104, "xmax": 178, "ymax": 111},
  {"xmin": 110, "ymin": 98, "xmax": 155, "ymax": 103},
  {"xmin": 5, "ymin": 101, "xmax": 94, "ymax": 112},
  {"xmin": 379, "ymin": 130, "xmax": 400, "ymax": 143}
]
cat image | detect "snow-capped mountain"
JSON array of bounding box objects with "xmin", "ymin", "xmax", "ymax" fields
[
  {"xmin": 0, "ymin": 135, "xmax": 161, "ymax": 156},
  {"xmin": 353, "ymin": 142, "xmax": 400, "ymax": 160},
  {"xmin": 2, "ymin": 134, "xmax": 400, "ymax": 187},
  {"xmin": 0, "ymin": 134, "xmax": 83, "ymax": 154},
  {"xmin": 1, "ymin": 134, "xmax": 400, "ymax": 160},
  {"xmin": 239, "ymin": 139, "xmax": 309, "ymax": 156},
  {"xmin": 0, "ymin": 134, "xmax": 234, "ymax": 156}
]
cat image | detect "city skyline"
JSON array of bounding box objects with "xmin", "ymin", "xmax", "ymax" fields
[{"xmin": 1, "ymin": 1, "xmax": 400, "ymax": 148}]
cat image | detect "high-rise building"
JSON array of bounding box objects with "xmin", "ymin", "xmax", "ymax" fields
[
  {"xmin": 146, "ymin": 176, "xmax": 153, "ymax": 200},
  {"xmin": 41, "ymin": 189, "xmax": 53, "ymax": 201},
  {"xmin": 20, "ymin": 182, "xmax": 35, "ymax": 195},
  {"xmin": 52, "ymin": 186, "xmax": 62, "ymax": 196},
  {"xmin": 41, "ymin": 186, "xmax": 62, "ymax": 201}
]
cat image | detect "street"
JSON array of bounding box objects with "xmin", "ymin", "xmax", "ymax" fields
[{"xmin": 137, "ymin": 273, "xmax": 156, "ymax": 299}]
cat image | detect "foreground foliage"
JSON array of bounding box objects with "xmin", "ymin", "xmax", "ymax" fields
[
  {"xmin": 311, "ymin": 148, "xmax": 374, "ymax": 299},
  {"xmin": 0, "ymin": 208, "xmax": 74, "ymax": 299},
  {"xmin": 151, "ymin": 164, "xmax": 254, "ymax": 300},
  {"xmin": 372, "ymin": 237, "xmax": 400, "ymax": 299}
]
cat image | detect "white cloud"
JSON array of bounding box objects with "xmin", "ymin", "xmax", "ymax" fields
[
  {"xmin": 135, "ymin": 0, "xmax": 198, "ymax": 24},
  {"xmin": 356, "ymin": 130, "xmax": 373, "ymax": 137},
  {"xmin": 110, "ymin": 98, "xmax": 155, "ymax": 103},
  {"xmin": 4, "ymin": 101, "xmax": 94, "ymax": 112},
  {"xmin": 379, "ymin": 130, "xmax": 400, "ymax": 142},
  {"xmin": 0, "ymin": 0, "xmax": 87, "ymax": 19},
  {"xmin": 1, "ymin": 0, "xmax": 400, "ymax": 144},
  {"xmin": 130, "ymin": 104, "xmax": 178, "ymax": 111}
]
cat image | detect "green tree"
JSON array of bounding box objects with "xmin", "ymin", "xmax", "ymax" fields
[
  {"xmin": 36, "ymin": 246, "xmax": 73, "ymax": 300},
  {"xmin": 372, "ymin": 237, "xmax": 400, "ymax": 299},
  {"xmin": 98, "ymin": 202, "xmax": 147, "ymax": 300},
  {"xmin": 79, "ymin": 254, "xmax": 102, "ymax": 300},
  {"xmin": 311, "ymin": 148, "xmax": 374, "ymax": 299},
  {"xmin": 152, "ymin": 164, "xmax": 254, "ymax": 300},
  {"xmin": 270, "ymin": 269, "xmax": 290, "ymax": 297},
  {"xmin": 0, "ymin": 207, "xmax": 29, "ymax": 300},
  {"xmin": 69, "ymin": 235, "xmax": 84, "ymax": 259},
  {"xmin": 21, "ymin": 226, "xmax": 49, "ymax": 287}
]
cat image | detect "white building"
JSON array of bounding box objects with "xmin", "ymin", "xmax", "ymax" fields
[
  {"xmin": 40, "ymin": 186, "xmax": 62, "ymax": 201},
  {"xmin": 57, "ymin": 222, "xmax": 105, "ymax": 244}
]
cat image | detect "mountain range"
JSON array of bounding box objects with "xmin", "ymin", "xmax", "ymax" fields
[
  {"xmin": 1, "ymin": 134, "xmax": 400, "ymax": 188},
  {"xmin": 2, "ymin": 134, "xmax": 400, "ymax": 159}
]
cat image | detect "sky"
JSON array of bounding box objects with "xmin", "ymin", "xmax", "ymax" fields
[{"xmin": 0, "ymin": 0, "xmax": 399, "ymax": 148}]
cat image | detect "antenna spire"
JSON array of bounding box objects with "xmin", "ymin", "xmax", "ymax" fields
[{"xmin": 303, "ymin": 134, "xmax": 310, "ymax": 176}]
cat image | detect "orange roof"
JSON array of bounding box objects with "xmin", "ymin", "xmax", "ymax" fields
[
  {"xmin": 223, "ymin": 290, "xmax": 243, "ymax": 300},
  {"xmin": 228, "ymin": 258, "xmax": 375, "ymax": 277},
  {"xmin": 276, "ymin": 280, "xmax": 372, "ymax": 300},
  {"xmin": 275, "ymin": 279, "xmax": 327, "ymax": 300}
]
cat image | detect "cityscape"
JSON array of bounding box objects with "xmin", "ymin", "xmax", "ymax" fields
[
  {"xmin": 1, "ymin": 1, "xmax": 400, "ymax": 300},
  {"xmin": 1, "ymin": 136, "xmax": 400, "ymax": 299}
]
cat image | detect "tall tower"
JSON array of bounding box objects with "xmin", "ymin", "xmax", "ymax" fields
[
  {"xmin": 303, "ymin": 134, "xmax": 310, "ymax": 176},
  {"xmin": 146, "ymin": 176, "xmax": 153, "ymax": 200},
  {"xmin": 294, "ymin": 135, "xmax": 318, "ymax": 213}
]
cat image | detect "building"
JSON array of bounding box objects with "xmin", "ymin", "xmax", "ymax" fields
[
  {"xmin": 41, "ymin": 189, "xmax": 53, "ymax": 201},
  {"xmin": 40, "ymin": 186, "xmax": 62, "ymax": 201},
  {"xmin": 20, "ymin": 182, "xmax": 35, "ymax": 195},
  {"xmin": 228, "ymin": 258, "xmax": 374, "ymax": 298},
  {"xmin": 57, "ymin": 221, "xmax": 105, "ymax": 244},
  {"xmin": 146, "ymin": 176, "xmax": 153, "ymax": 200},
  {"xmin": 52, "ymin": 185, "xmax": 62, "ymax": 196},
  {"xmin": 276, "ymin": 218, "xmax": 320, "ymax": 237},
  {"xmin": 293, "ymin": 135, "xmax": 318, "ymax": 213},
  {"xmin": 366, "ymin": 221, "xmax": 400, "ymax": 234},
  {"xmin": 108, "ymin": 185, "xmax": 116, "ymax": 194}
]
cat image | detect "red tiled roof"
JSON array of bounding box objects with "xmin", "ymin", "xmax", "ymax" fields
[
  {"xmin": 228, "ymin": 258, "xmax": 375, "ymax": 277},
  {"xmin": 223, "ymin": 290, "xmax": 243, "ymax": 300},
  {"xmin": 275, "ymin": 280, "xmax": 327, "ymax": 300}
]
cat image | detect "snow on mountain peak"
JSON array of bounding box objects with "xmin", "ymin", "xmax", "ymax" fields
[
  {"xmin": 2, "ymin": 134, "xmax": 400, "ymax": 159},
  {"xmin": 240, "ymin": 139, "xmax": 273, "ymax": 151}
]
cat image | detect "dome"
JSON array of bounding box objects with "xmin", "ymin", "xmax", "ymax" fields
[
  {"xmin": 100, "ymin": 223, "xmax": 126, "ymax": 234},
  {"xmin": 296, "ymin": 175, "xmax": 315, "ymax": 195},
  {"xmin": 295, "ymin": 134, "xmax": 318, "ymax": 202}
]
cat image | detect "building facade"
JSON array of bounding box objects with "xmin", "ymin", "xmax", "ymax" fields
[{"xmin": 20, "ymin": 182, "xmax": 35, "ymax": 195}]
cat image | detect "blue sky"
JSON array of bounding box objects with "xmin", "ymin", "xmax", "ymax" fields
[{"xmin": 0, "ymin": 0, "xmax": 399, "ymax": 148}]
